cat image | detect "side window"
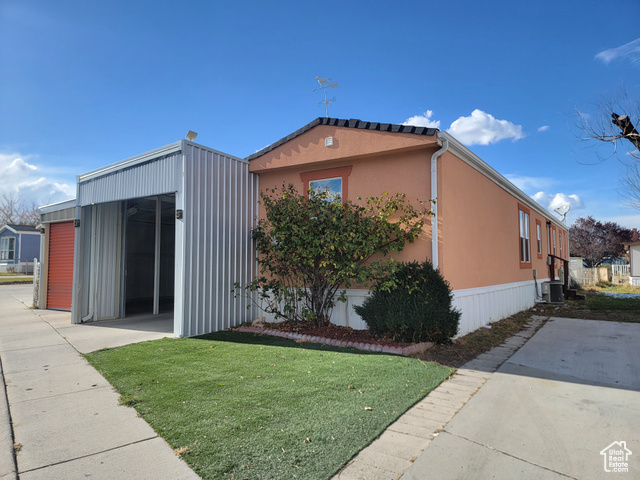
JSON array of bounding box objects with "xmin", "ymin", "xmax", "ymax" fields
[
  {"xmin": 0, "ymin": 237, "xmax": 15, "ymax": 261},
  {"xmin": 300, "ymin": 166, "xmax": 353, "ymax": 203},
  {"xmin": 309, "ymin": 177, "xmax": 342, "ymax": 200},
  {"xmin": 536, "ymin": 220, "xmax": 542, "ymax": 258},
  {"xmin": 518, "ymin": 206, "xmax": 531, "ymax": 267}
]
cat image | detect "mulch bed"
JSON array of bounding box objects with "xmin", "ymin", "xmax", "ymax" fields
[
  {"xmin": 264, "ymin": 320, "xmax": 409, "ymax": 347},
  {"xmin": 234, "ymin": 320, "xmax": 433, "ymax": 356}
]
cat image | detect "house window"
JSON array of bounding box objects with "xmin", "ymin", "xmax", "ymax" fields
[
  {"xmin": 518, "ymin": 205, "xmax": 530, "ymax": 267},
  {"xmin": 309, "ymin": 177, "xmax": 342, "ymax": 200},
  {"xmin": 559, "ymin": 231, "xmax": 563, "ymax": 259},
  {"xmin": 553, "ymin": 227, "xmax": 557, "ymax": 256},
  {"xmin": 536, "ymin": 220, "xmax": 542, "ymax": 258},
  {"xmin": 0, "ymin": 237, "xmax": 15, "ymax": 261},
  {"xmin": 300, "ymin": 166, "xmax": 353, "ymax": 202}
]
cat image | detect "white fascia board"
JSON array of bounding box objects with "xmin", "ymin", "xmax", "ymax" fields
[
  {"xmin": 77, "ymin": 141, "xmax": 183, "ymax": 184},
  {"xmin": 37, "ymin": 198, "xmax": 77, "ymax": 215},
  {"xmin": 439, "ymin": 132, "xmax": 567, "ymax": 231},
  {"xmin": 0, "ymin": 225, "xmax": 16, "ymax": 235}
]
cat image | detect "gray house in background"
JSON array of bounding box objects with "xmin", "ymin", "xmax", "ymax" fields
[
  {"xmin": 70, "ymin": 140, "xmax": 258, "ymax": 337},
  {"xmin": 0, "ymin": 224, "xmax": 41, "ymax": 274}
]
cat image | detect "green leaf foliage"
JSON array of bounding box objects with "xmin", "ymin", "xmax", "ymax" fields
[
  {"xmin": 240, "ymin": 184, "xmax": 432, "ymax": 327},
  {"xmin": 354, "ymin": 261, "xmax": 460, "ymax": 344}
]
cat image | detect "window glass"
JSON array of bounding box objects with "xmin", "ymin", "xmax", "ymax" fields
[
  {"xmin": 309, "ymin": 177, "xmax": 342, "ymax": 200},
  {"xmin": 519, "ymin": 210, "xmax": 530, "ymax": 264},
  {"xmin": 536, "ymin": 223, "xmax": 542, "ymax": 254},
  {"xmin": 0, "ymin": 237, "xmax": 15, "ymax": 261}
]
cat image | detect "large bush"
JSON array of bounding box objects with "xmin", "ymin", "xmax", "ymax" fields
[
  {"xmin": 355, "ymin": 261, "xmax": 460, "ymax": 344},
  {"xmin": 240, "ymin": 184, "xmax": 431, "ymax": 327}
]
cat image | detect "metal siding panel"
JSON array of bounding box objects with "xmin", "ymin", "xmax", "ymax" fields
[
  {"xmin": 79, "ymin": 155, "xmax": 182, "ymax": 206},
  {"xmin": 95, "ymin": 202, "xmax": 121, "ymax": 320},
  {"xmin": 179, "ymin": 144, "xmax": 257, "ymax": 336}
]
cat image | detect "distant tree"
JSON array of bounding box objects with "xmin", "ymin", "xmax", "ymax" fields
[
  {"xmin": 0, "ymin": 193, "xmax": 39, "ymax": 226},
  {"xmin": 576, "ymin": 90, "xmax": 640, "ymax": 209},
  {"xmin": 569, "ymin": 216, "xmax": 634, "ymax": 267}
]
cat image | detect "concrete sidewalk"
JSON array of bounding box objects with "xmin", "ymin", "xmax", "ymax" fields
[
  {"xmin": 0, "ymin": 285, "xmax": 198, "ymax": 480},
  {"xmin": 402, "ymin": 317, "xmax": 640, "ymax": 480}
]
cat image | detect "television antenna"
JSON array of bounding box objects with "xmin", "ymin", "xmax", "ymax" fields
[
  {"xmin": 554, "ymin": 204, "xmax": 570, "ymax": 223},
  {"xmin": 313, "ymin": 76, "xmax": 338, "ymax": 117}
]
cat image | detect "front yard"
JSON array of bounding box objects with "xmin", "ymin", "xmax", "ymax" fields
[{"xmin": 86, "ymin": 331, "xmax": 453, "ymax": 480}]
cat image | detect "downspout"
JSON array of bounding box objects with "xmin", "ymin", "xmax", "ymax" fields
[{"xmin": 431, "ymin": 134, "xmax": 449, "ymax": 270}]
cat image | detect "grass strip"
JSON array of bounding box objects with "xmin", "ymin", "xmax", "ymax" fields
[{"xmin": 86, "ymin": 331, "xmax": 452, "ymax": 479}]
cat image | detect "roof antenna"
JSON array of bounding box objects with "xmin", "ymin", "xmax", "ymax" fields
[{"xmin": 313, "ymin": 76, "xmax": 338, "ymax": 118}]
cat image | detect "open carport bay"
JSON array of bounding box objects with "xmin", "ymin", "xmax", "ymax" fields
[{"xmin": 403, "ymin": 317, "xmax": 640, "ymax": 480}]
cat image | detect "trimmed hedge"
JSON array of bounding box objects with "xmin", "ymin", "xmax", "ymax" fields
[{"xmin": 354, "ymin": 261, "xmax": 460, "ymax": 344}]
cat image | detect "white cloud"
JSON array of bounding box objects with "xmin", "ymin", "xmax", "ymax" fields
[
  {"xmin": 403, "ymin": 110, "xmax": 441, "ymax": 129},
  {"xmin": 505, "ymin": 174, "xmax": 553, "ymax": 191},
  {"xmin": 537, "ymin": 125, "xmax": 550, "ymax": 132},
  {"xmin": 446, "ymin": 109, "xmax": 525, "ymax": 146},
  {"xmin": 532, "ymin": 191, "xmax": 585, "ymax": 214},
  {"xmin": 0, "ymin": 153, "xmax": 75, "ymax": 207},
  {"xmin": 595, "ymin": 37, "xmax": 640, "ymax": 66}
]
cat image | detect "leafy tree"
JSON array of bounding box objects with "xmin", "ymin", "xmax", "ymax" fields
[
  {"xmin": 241, "ymin": 184, "xmax": 432, "ymax": 327},
  {"xmin": 569, "ymin": 216, "xmax": 635, "ymax": 267}
]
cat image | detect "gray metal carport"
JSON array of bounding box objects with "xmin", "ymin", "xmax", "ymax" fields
[{"xmin": 71, "ymin": 140, "xmax": 258, "ymax": 337}]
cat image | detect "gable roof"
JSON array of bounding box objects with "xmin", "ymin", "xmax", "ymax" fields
[
  {"xmin": 246, "ymin": 117, "xmax": 439, "ymax": 161},
  {"xmin": 0, "ymin": 224, "xmax": 39, "ymax": 234}
]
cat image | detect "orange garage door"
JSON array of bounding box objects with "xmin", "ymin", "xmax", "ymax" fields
[{"xmin": 47, "ymin": 221, "xmax": 75, "ymax": 310}]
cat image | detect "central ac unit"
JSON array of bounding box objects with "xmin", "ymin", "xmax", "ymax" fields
[{"xmin": 541, "ymin": 281, "xmax": 563, "ymax": 303}]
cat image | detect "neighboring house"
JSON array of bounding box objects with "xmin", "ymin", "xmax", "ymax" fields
[
  {"xmin": 626, "ymin": 242, "xmax": 640, "ymax": 286},
  {"xmin": 0, "ymin": 224, "xmax": 41, "ymax": 274},
  {"xmin": 247, "ymin": 117, "xmax": 570, "ymax": 336},
  {"xmin": 38, "ymin": 199, "xmax": 77, "ymax": 310},
  {"xmin": 68, "ymin": 140, "xmax": 258, "ymax": 337}
]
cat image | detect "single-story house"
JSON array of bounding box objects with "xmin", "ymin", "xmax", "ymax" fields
[
  {"xmin": 626, "ymin": 242, "xmax": 640, "ymax": 286},
  {"xmin": 247, "ymin": 117, "xmax": 570, "ymax": 336},
  {"xmin": 0, "ymin": 224, "xmax": 41, "ymax": 274},
  {"xmin": 37, "ymin": 199, "xmax": 77, "ymax": 310},
  {"xmin": 68, "ymin": 140, "xmax": 258, "ymax": 337}
]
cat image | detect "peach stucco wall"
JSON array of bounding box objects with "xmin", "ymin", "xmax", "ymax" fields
[
  {"xmin": 250, "ymin": 125, "xmax": 438, "ymax": 174},
  {"xmin": 249, "ymin": 124, "xmax": 569, "ymax": 292},
  {"xmin": 252, "ymin": 127, "xmax": 439, "ymax": 265},
  {"xmin": 438, "ymin": 151, "xmax": 566, "ymax": 290}
]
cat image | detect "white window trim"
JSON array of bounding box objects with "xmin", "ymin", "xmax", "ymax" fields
[
  {"xmin": 0, "ymin": 237, "xmax": 15, "ymax": 261},
  {"xmin": 309, "ymin": 176, "xmax": 343, "ymax": 199}
]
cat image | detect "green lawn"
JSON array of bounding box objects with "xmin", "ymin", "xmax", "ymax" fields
[{"xmin": 86, "ymin": 331, "xmax": 453, "ymax": 480}]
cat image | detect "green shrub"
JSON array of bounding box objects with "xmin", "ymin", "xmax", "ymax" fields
[{"xmin": 354, "ymin": 261, "xmax": 460, "ymax": 344}]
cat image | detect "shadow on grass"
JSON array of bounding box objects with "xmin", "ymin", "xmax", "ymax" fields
[{"xmin": 194, "ymin": 330, "xmax": 391, "ymax": 356}]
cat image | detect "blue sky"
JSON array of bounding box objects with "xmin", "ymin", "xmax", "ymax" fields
[{"xmin": 1, "ymin": 0, "xmax": 640, "ymax": 228}]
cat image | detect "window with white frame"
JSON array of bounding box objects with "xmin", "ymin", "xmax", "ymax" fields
[
  {"xmin": 559, "ymin": 231, "xmax": 563, "ymax": 258},
  {"xmin": 0, "ymin": 237, "xmax": 15, "ymax": 261},
  {"xmin": 519, "ymin": 207, "xmax": 530, "ymax": 264},
  {"xmin": 536, "ymin": 222, "xmax": 542, "ymax": 256}
]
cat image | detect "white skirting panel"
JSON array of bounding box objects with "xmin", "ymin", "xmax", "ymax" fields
[
  {"xmin": 452, "ymin": 279, "xmax": 541, "ymax": 336},
  {"xmin": 630, "ymin": 276, "xmax": 640, "ymax": 287},
  {"xmin": 262, "ymin": 280, "xmax": 541, "ymax": 337}
]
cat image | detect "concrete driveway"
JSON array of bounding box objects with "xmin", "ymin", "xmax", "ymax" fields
[{"xmin": 402, "ymin": 317, "xmax": 640, "ymax": 480}]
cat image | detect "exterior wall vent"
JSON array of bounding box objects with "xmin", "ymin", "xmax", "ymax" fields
[{"xmin": 325, "ymin": 136, "xmax": 334, "ymax": 147}]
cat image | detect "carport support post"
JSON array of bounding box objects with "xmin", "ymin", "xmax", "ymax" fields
[{"xmin": 153, "ymin": 196, "xmax": 161, "ymax": 315}]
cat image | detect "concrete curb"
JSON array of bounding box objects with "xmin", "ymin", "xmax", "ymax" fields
[
  {"xmin": 333, "ymin": 316, "xmax": 547, "ymax": 480},
  {"xmin": 234, "ymin": 326, "xmax": 434, "ymax": 356},
  {"xmin": 0, "ymin": 357, "xmax": 17, "ymax": 480}
]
